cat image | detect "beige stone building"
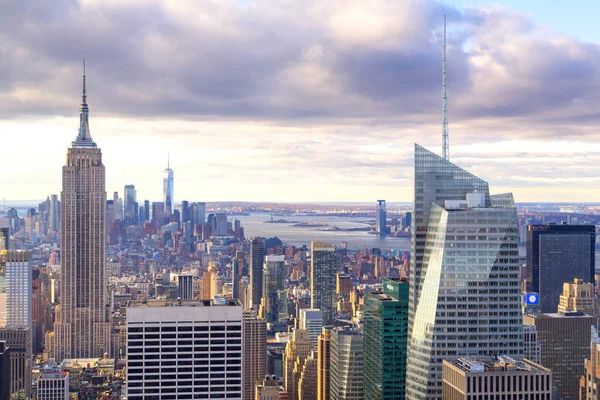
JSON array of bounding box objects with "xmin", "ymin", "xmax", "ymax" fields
[
  {"xmin": 558, "ymin": 278, "xmax": 597, "ymax": 315},
  {"xmin": 283, "ymin": 329, "xmax": 312, "ymax": 400},
  {"xmin": 442, "ymin": 357, "xmax": 552, "ymax": 400},
  {"xmin": 54, "ymin": 72, "xmax": 111, "ymax": 361}
]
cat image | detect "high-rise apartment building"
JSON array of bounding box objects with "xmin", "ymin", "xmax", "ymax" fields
[
  {"xmin": 580, "ymin": 325, "xmax": 600, "ymax": 400},
  {"xmin": 311, "ymin": 241, "xmax": 337, "ymax": 325},
  {"xmin": 123, "ymin": 184, "xmax": 137, "ymax": 226},
  {"xmin": 37, "ymin": 360, "xmax": 69, "ymax": 400},
  {"xmin": 364, "ymin": 278, "xmax": 409, "ymax": 399},
  {"xmin": 255, "ymin": 375, "xmax": 288, "ymax": 399},
  {"xmin": 54, "ymin": 70, "xmax": 111, "ymax": 361},
  {"xmin": 177, "ymin": 274, "xmax": 194, "ymax": 300},
  {"xmin": 261, "ymin": 255, "xmax": 285, "ymax": 323},
  {"xmin": 126, "ymin": 299, "xmax": 243, "ymax": 399},
  {"xmin": 524, "ymin": 311, "xmax": 595, "ymax": 400},
  {"xmin": 526, "ymin": 224, "xmax": 595, "ymax": 313},
  {"xmin": 163, "ymin": 158, "xmax": 174, "ymax": 217},
  {"xmin": 330, "ymin": 327, "xmax": 363, "ymax": 400},
  {"xmin": 376, "ymin": 200, "xmax": 387, "ymax": 235},
  {"xmin": 317, "ymin": 328, "xmax": 331, "ymax": 400},
  {"xmin": 283, "ymin": 328, "xmax": 312, "ymax": 400},
  {"xmin": 251, "ymin": 237, "xmax": 266, "ymax": 309},
  {"xmin": 6, "ymin": 250, "xmax": 31, "ymax": 329},
  {"xmin": 558, "ymin": 278, "xmax": 597, "ymax": 315},
  {"xmin": 243, "ymin": 314, "xmax": 266, "ymax": 400},
  {"xmin": 442, "ymin": 357, "xmax": 552, "ymax": 400},
  {"xmin": 0, "ymin": 342, "xmax": 9, "ymax": 400},
  {"xmin": 406, "ymin": 145, "xmax": 524, "ymax": 400},
  {"xmin": 300, "ymin": 309, "xmax": 323, "ymax": 345}
]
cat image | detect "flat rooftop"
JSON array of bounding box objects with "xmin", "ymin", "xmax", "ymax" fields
[
  {"xmin": 128, "ymin": 299, "xmax": 242, "ymax": 308},
  {"xmin": 451, "ymin": 356, "xmax": 550, "ymax": 373}
]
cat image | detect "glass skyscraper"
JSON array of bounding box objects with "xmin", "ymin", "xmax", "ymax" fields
[
  {"xmin": 261, "ymin": 255, "xmax": 285, "ymax": 322},
  {"xmin": 163, "ymin": 161, "xmax": 174, "ymax": 217},
  {"xmin": 311, "ymin": 241, "xmax": 338, "ymax": 325},
  {"xmin": 406, "ymin": 144, "xmax": 523, "ymax": 399},
  {"xmin": 123, "ymin": 184, "xmax": 137, "ymax": 226},
  {"xmin": 526, "ymin": 224, "xmax": 595, "ymax": 313},
  {"xmin": 364, "ymin": 277, "xmax": 409, "ymax": 400}
]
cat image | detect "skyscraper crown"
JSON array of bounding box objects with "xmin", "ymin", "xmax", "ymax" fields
[{"xmin": 72, "ymin": 59, "xmax": 96, "ymax": 148}]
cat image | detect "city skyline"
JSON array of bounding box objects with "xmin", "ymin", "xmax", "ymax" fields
[{"xmin": 4, "ymin": 0, "xmax": 600, "ymax": 203}]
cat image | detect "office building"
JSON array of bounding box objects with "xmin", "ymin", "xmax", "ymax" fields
[
  {"xmin": 330, "ymin": 327, "xmax": 364, "ymax": 400},
  {"xmin": 364, "ymin": 278, "xmax": 409, "ymax": 399},
  {"xmin": 442, "ymin": 357, "xmax": 552, "ymax": 400},
  {"xmin": 0, "ymin": 328, "xmax": 31, "ymax": 397},
  {"xmin": 524, "ymin": 311, "xmax": 595, "ymax": 400},
  {"xmin": 523, "ymin": 324, "xmax": 541, "ymax": 364},
  {"xmin": 311, "ymin": 241, "xmax": 337, "ymax": 325},
  {"xmin": 243, "ymin": 315, "xmax": 266, "ymax": 400},
  {"xmin": 163, "ymin": 158, "xmax": 174, "ymax": 217},
  {"xmin": 152, "ymin": 201, "xmax": 165, "ymax": 227},
  {"xmin": 126, "ymin": 299, "xmax": 243, "ymax": 399},
  {"xmin": 177, "ymin": 274, "xmax": 194, "ymax": 300},
  {"xmin": 317, "ymin": 328, "xmax": 331, "ymax": 400},
  {"xmin": 526, "ymin": 224, "xmax": 595, "ymax": 313},
  {"xmin": 376, "ymin": 200, "xmax": 387, "ymax": 235},
  {"xmin": 558, "ymin": 278, "xmax": 597, "ymax": 315},
  {"xmin": 580, "ymin": 326, "xmax": 600, "ymax": 400},
  {"xmin": 255, "ymin": 375, "xmax": 288, "ymax": 399},
  {"xmin": 283, "ymin": 329, "xmax": 312, "ymax": 400},
  {"xmin": 300, "ymin": 309, "xmax": 323, "ymax": 345},
  {"xmin": 251, "ymin": 237, "xmax": 266, "ymax": 309},
  {"xmin": 261, "ymin": 255, "xmax": 285, "ymax": 323},
  {"xmin": 0, "ymin": 342, "xmax": 9, "ymax": 400},
  {"xmin": 143, "ymin": 199, "xmax": 150, "ymax": 222},
  {"xmin": 55, "ymin": 72, "xmax": 111, "ymax": 361},
  {"xmin": 0, "ymin": 222, "xmax": 8, "ymax": 251},
  {"xmin": 407, "ymin": 145, "xmax": 524, "ymax": 400},
  {"xmin": 37, "ymin": 360, "xmax": 69, "ymax": 400},
  {"xmin": 298, "ymin": 352, "xmax": 318, "ymax": 400},
  {"xmin": 6, "ymin": 250, "xmax": 31, "ymax": 329},
  {"xmin": 123, "ymin": 184, "xmax": 137, "ymax": 226},
  {"xmin": 190, "ymin": 202, "xmax": 206, "ymax": 225},
  {"xmin": 213, "ymin": 213, "xmax": 228, "ymax": 236},
  {"xmin": 49, "ymin": 194, "xmax": 60, "ymax": 232},
  {"xmin": 336, "ymin": 273, "xmax": 353, "ymax": 315},
  {"xmin": 233, "ymin": 251, "xmax": 244, "ymax": 301}
]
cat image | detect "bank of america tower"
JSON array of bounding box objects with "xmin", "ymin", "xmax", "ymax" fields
[{"xmin": 406, "ymin": 144, "xmax": 523, "ymax": 399}]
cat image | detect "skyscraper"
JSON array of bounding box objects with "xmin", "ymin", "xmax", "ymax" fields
[
  {"xmin": 330, "ymin": 327, "xmax": 364, "ymax": 400},
  {"xmin": 558, "ymin": 278, "xmax": 597, "ymax": 315},
  {"xmin": 375, "ymin": 200, "xmax": 387, "ymax": 235},
  {"xmin": 0, "ymin": 342, "xmax": 9, "ymax": 400},
  {"xmin": 261, "ymin": 255, "xmax": 285, "ymax": 323},
  {"xmin": 177, "ymin": 274, "xmax": 194, "ymax": 300},
  {"xmin": 317, "ymin": 327, "xmax": 331, "ymax": 400},
  {"xmin": 54, "ymin": 67, "xmax": 111, "ymax": 361},
  {"xmin": 242, "ymin": 314, "xmax": 266, "ymax": 400},
  {"xmin": 143, "ymin": 199, "xmax": 150, "ymax": 222},
  {"xmin": 251, "ymin": 237, "xmax": 266, "ymax": 309},
  {"xmin": 123, "ymin": 184, "xmax": 137, "ymax": 226},
  {"xmin": 6, "ymin": 251, "xmax": 31, "ymax": 330},
  {"xmin": 49, "ymin": 194, "xmax": 60, "ymax": 232},
  {"xmin": 163, "ymin": 156, "xmax": 174, "ymax": 217},
  {"xmin": 311, "ymin": 241, "xmax": 337, "ymax": 325},
  {"xmin": 526, "ymin": 224, "xmax": 595, "ymax": 313},
  {"xmin": 406, "ymin": 144, "xmax": 523, "ymax": 400},
  {"xmin": 364, "ymin": 278, "xmax": 409, "ymax": 399},
  {"xmin": 126, "ymin": 299, "xmax": 243, "ymax": 399}
]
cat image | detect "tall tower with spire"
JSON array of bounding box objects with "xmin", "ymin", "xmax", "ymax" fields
[
  {"xmin": 163, "ymin": 153, "xmax": 174, "ymax": 217},
  {"xmin": 54, "ymin": 62, "xmax": 111, "ymax": 361}
]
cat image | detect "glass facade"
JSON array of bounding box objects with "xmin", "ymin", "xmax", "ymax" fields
[
  {"xmin": 330, "ymin": 328, "xmax": 364, "ymax": 400},
  {"xmin": 406, "ymin": 145, "xmax": 523, "ymax": 400},
  {"xmin": 262, "ymin": 255, "xmax": 285, "ymax": 322},
  {"xmin": 364, "ymin": 278, "xmax": 409, "ymax": 400},
  {"xmin": 311, "ymin": 241, "xmax": 338, "ymax": 325},
  {"xmin": 163, "ymin": 167, "xmax": 174, "ymax": 216}
]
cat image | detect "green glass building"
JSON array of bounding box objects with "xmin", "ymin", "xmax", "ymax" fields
[{"xmin": 364, "ymin": 277, "xmax": 409, "ymax": 399}]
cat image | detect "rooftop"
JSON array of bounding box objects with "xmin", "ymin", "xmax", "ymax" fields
[
  {"xmin": 128, "ymin": 299, "xmax": 242, "ymax": 308},
  {"xmin": 451, "ymin": 356, "xmax": 550, "ymax": 373}
]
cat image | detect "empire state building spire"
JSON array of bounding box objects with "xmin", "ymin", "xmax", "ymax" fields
[{"xmin": 73, "ymin": 59, "xmax": 96, "ymax": 147}]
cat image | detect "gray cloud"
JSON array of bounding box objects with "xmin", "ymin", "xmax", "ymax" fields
[{"xmin": 2, "ymin": 0, "xmax": 600, "ymax": 141}]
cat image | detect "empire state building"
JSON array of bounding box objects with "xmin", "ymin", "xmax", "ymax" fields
[{"xmin": 54, "ymin": 66, "xmax": 111, "ymax": 360}]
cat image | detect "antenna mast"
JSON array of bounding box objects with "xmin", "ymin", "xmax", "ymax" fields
[{"xmin": 442, "ymin": 15, "xmax": 449, "ymax": 161}]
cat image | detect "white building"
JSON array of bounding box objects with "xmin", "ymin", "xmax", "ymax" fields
[
  {"xmin": 126, "ymin": 299, "xmax": 244, "ymax": 399},
  {"xmin": 6, "ymin": 250, "xmax": 31, "ymax": 329},
  {"xmin": 37, "ymin": 360, "xmax": 69, "ymax": 400},
  {"xmin": 299, "ymin": 309, "xmax": 323, "ymax": 344}
]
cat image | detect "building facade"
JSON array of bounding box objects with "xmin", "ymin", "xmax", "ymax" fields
[
  {"xmin": 243, "ymin": 315, "xmax": 266, "ymax": 400},
  {"xmin": 123, "ymin": 184, "xmax": 137, "ymax": 226},
  {"xmin": 526, "ymin": 224, "xmax": 595, "ymax": 313},
  {"xmin": 300, "ymin": 309, "xmax": 323, "ymax": 345},
  {"xmin": 407, "ymin": 145, "xmax": 523, "ymax": 400},
  {"xmin": 524, "ymin": 312, "xmax": 595, "ymax": 400},
  {"xmin": 376, "ymin": 200, "xmax": 387, "ymax": 235},
  {"xmin": 177, "ymin": 275, "xmax": 194, "ymax": 300},
  {"xmin": 261, "ymin": 255, "xmax": 285, "ymax": 323},
  {"xmin": 311, "ymin": 241, "xmax": 337, "ymax": 325},
  {"xmin": 580, "ymin": 325, "xmax": 600, "ymax": 400},
  {"xmin": 37, "ymin": 361, "xmax": 69, "ymax": 400},
  {"xmin": 558, "ymin": 278, "xmax": 597, "ymax": 315},
  {"xmin": 442, "ymin": 357, "xmax": 552, "ymax": 400},
  {"xmin": 126, "ymin": 299, "xmax": 243, "ymax": 399},
  {"xmin": 317, "ymin": 328, "xmax": 331, "ymax": 400},
  {"xmin": 251, "ymin": 237, "xmax": 266, "ymax": 309},
  {"xmin": 163, "ymin": 160, "xmax": 174, "ymax": 217},
  {"xmin": 55, "ymin": 74, "xmax": 111, "ymax": 361},
  {"xmin": 6, "ymin": 250, "xmax": 31, "ymax": 329},
  {"xmin": 364, "ymin": 278, "xmax": 409, "ymax": 399},
  {"xmin": 330, "ymin": 327, "xmax": 363, "ymax": 400}
]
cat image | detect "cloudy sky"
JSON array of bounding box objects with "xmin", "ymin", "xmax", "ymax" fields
[{"xmin": 3, "ymin": 0, "xmax": 600, "ymax": 203}]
